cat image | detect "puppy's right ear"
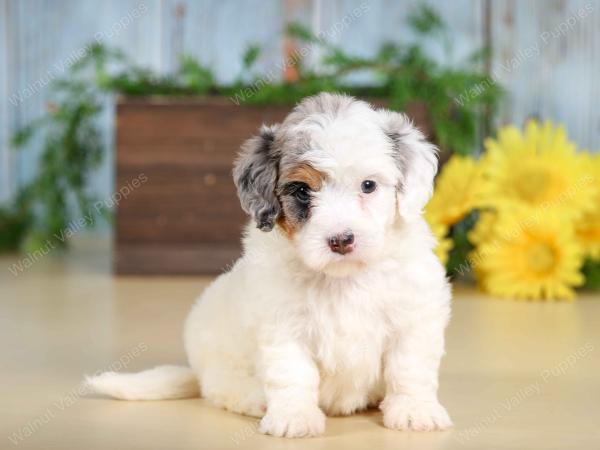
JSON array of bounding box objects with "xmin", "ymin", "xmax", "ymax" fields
[
  {"xmin": 233, "ymin": 125, "xmax": 281, "ymax": 232},
  {"xmin": 379, "ymin": 111, "xmax": 438, "ymax": 222}
]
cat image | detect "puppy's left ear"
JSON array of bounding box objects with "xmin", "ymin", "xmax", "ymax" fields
[
  {"xmin": 233, "ymin": 124, "xmax": 281, "ymax": 231},
  {"xmin": 380, "ymin": 111, "xmax": 438, "ymax": 221}
]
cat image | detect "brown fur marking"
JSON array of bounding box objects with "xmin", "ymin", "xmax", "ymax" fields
[
  {"xmin": 277, "ymin": 163, "xmax": 326, "ymax": 238},
  {"xmin": 281, "ymin": 163, "xmax": 325, "ymax": 191},
  {"xmin": 277, "ymin": 214, "xmax": 296, "ymax": 238}
]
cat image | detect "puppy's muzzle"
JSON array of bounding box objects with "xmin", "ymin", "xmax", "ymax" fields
[{"xmin": 328, "ymin": 231, "xmax": 355, "ymax": 255}]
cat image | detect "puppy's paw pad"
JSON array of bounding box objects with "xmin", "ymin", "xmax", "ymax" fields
[
  {"xmin": 259, "ymin": 406, "xmax": 325, "ymax": 438},
  {"xmin": 381, "ymin": 395, "xmax": 452, "ymax": 431}
]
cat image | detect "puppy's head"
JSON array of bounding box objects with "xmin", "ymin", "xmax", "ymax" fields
[{"xmin": 233, "ymin": 93, "xmax": 437, "ymax": 276}]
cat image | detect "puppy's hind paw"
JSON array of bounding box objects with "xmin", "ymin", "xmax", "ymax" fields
[
  {"xmin": 259, "ymin": 405, "xmax": 326, "ymax": 438},
  {"xmin": 381, "ymin": 394, "xmax": 452, "ymax": 431}
]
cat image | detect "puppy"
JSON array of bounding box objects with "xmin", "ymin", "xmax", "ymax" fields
[{"xmin": 87, "ymin": 93, "xmax": 452, "ymax": 438}]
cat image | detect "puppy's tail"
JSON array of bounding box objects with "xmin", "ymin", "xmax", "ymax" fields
[{"xmin": 85, "ymin": 365, "xmax": 199, "ymax": 400}]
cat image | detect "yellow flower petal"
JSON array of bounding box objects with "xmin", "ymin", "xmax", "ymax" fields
[
  {"xmin": 426, "ymin": 155, "xmax": 483, "ymax": 227},
  {"xmin": 478, "ymin": 121, "xmax": 597, "ymax": 219},
  {"xmin": 575, "ymin": 154, "xmax": 600, "ymax": 259},
  {"xmin": 473, "ymin": 206, "xmax": 584, "ymax": 300}
]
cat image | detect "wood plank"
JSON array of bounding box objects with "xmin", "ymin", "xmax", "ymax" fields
[
  {"xmin": 114, "ymin": 99, "xmax": 271, "ymax": 270},
  {"xmin": 113, "ymin": 187, "xmax": 240, "ymax": 207},
  {"xmin": 116, "ymin": 220, "xmax": 246, "ymax": 244},
  {"xmin": 0, "ymin": 0, "xmax": 12, "ymax": 203},
  {"xmin": 489, "ymin": 0, "xmax": 600, "ymax": 150},
  {"xmin": 157, "ymin": 0, "xmax": 285, "ymax": 84},
  {"xmin": 116, "ymin": 144, "xmax": 239, "ymax": 168},
  {"xmin": 114, "ymin": 243, "xmax": 241, "ymax": 275}
]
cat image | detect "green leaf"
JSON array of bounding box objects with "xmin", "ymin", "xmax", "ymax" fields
[
  {"xmin": 582, "ymin": 259, "xmax": 600, "ymax": 290},
  {"xmin": 286, "ymin": 22, "xmax": 320, "ymax": 43},
  {"xmin": 0, "ymin": 205, "xmax": 31, "ymax": 252},
  {"xmin": 446, "ymin": 211, "xmax": 478, "ymax": 278},
  {"xmin": 407, "ymin": 4, "xmax": 446, "ymax": 35},
  {"xmin": 242, "ymin": 44, "xmax": 261, "ymax": 70}
]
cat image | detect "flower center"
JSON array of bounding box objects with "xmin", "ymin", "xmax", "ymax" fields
[
  {"xmin": 527, "ymin": 243, "xmax": 556, "ymax": 274},
  {"xmin": 515, "ymin": 170, "xmax": 549, "ymax": 203}
]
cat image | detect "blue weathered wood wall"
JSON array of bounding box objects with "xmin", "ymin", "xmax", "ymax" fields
[{"xmin": 1, "ymin": 0, "xmax": 598, "ymax": 205}]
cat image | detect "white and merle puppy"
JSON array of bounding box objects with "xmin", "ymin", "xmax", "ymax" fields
[{"xmin": 88, "ymin": 93, "xmax": 452, "ymax": 438}]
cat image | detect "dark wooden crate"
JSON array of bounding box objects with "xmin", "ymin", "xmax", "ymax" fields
[
  {"xmin": 114, "ymin": 98, "xmax": 290, "ymax": 274},
  {"xmin": 114, "ymin": 97, "xmax": 429, "ymax": 275}
]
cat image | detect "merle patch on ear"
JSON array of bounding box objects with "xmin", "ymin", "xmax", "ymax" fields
[
  {"xmin": 380, "ymin": 110, "xmax": 438, "ymax": 221},
  {"xmin": 233, "ymin": 125, "xmax": 281, "ymax": 231}
]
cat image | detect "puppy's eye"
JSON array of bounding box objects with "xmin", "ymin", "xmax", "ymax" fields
[
  {"xmin": 361, "ymin": 180, "xmax": 377, "ymax": 194},
  {"xmin": 294, "ymin": 185, "xmax": 311, "ymax": 204}
]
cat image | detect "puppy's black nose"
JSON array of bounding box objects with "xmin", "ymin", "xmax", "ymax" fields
[{"xmin": 328, "ymin": 232, "xmax": 355, "ymax": 255}]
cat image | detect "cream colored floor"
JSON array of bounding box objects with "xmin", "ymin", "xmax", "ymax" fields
[{"xmin": 1, "ymin": 239, "xmax": 599, "ymax": 450}]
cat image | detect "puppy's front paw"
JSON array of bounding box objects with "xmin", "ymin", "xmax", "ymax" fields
[
  {"xmin": 259, "ymin": 405, "xmax": 325, "ymax": 438},
  {"xmin": 381, "ymin": 394, "xmax": 452, "ymax": 431}
]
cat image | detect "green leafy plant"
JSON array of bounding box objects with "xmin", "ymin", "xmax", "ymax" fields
[
  {"xmin": 240, "ymin": 5, "xmax": 501, "ymax": 154},
  {"xmin": 582, "ymin": 259, "xmax": 600, "ymax": 290},
  {"xmin": 3, "ymin": 75, "xmax": 105, "ymax": 251},
  {"xmin": 0, "ymin": 4, "xmax": 501, "ymax": 253}
]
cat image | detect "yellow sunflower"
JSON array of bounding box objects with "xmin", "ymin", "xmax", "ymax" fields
[
  {"xmin": 465, "ymin": 211, "xmax": 497, "ymax": 286},
  {"xmin": 479, "ymin": 121, "xmax": 597, "ymax": 219},
  {"xmin": 467, "ymin": 210, "xmax": 497, "ymax": 246},
  {"xmin": 426, "ymin": 155, "xmax": 483, "ymax": 227},
  {"xmin": 473, "ymin": 207, "xmax": 584, "ymax": 300},
  {"xmin": 575, "ymin": 154, "xmax": 600, "ymax": 259}
]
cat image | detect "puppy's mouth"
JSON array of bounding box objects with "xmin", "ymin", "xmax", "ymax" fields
[
  {"xmin": 318, "ymin": 243, "xmax": 369, "ymax": 274},
  {"xmin": 321, "ymin": 258, "xmax": 367, "ymax": 277}
]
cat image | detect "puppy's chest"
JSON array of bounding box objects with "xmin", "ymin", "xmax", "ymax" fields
[{"xmin": 303, "ymin": 289, "xmax": 389, "ymax": 375}]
